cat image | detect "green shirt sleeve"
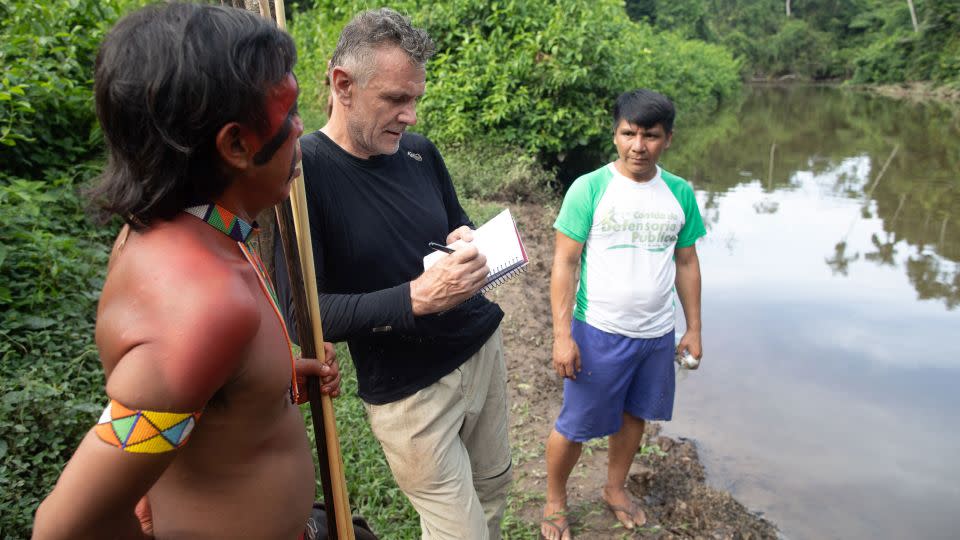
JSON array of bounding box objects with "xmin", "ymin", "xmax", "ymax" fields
[
  {"xmin": 554, "ymin": 168, "xmax": 611, "ymax": 243},
  {"xmin": 554, "ymin": 177, "xmax": 592, "ymax": 242},
  {"xmin": 664, "ymin": 171, "xmax": 706, "ymax": 248}
]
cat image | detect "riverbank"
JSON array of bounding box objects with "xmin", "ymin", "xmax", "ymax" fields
[
  {"xmin": 864, "ymin": 81, "xmax": 960, "ymax": 105},
  {"xmin": 749, "ymin": 78, "xmax": 960, "ymax": 106},
  {"xmin": 489, "ymin": 202, "xmax": 779, "ymax": 538}
]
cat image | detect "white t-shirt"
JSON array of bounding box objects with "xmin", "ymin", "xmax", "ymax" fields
[{"xmin": 554, "ymin": 164, "xmax": 706, "ymax": 338}]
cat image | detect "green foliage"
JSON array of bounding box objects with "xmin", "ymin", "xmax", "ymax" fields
[
  {"xmin": 0, "ymin": 163, "xmax": 115, "ymax": 538},
  {"xmin": 460, "ymin": 198, "xmax": 507, "ymax": 227},
  {"xmin": 0, "ymin": 0, "xmax": 140, "ymax": 176},
  {"xmin": 850, "ymin": 0, "xmax": 960, "ymax": 85},
  {"xmin": 291, "ymin": 0, "xmax": 741, "ymax": 161},
  {"xmin": 0, "ymin": 4, "xmax": 143, "ymax": 536},
  {"xmin": 628, "ymin": 0, "xmax": 859, "ymax": 79},
  {"xmin": 626, "ymin": 0, "xmax": 960, "ymax": 87},
  {"xmin": 627, "ymin": 0, "xmax": 715, "ymax": 41},
  {"xmin": 851, "ymin": 32, "xmax": 916, "ymax": 84},
  {"xmin": 640, "ymin": 31, "xmax": 743, "ymax": 115},
  {"xmin": 422, "ymin": 0, "xmax": 739, "ymax": 157},
  {"xmin": 762, "ymin": 19, "xmax": 835, "ymax": 78},
  {"xmin": 288, "ymin": 1, "xmax": 345, "ymax": 122},
  {"xmin": 441, "ymin": 140, "xmax": 556, "ymax": 203}
]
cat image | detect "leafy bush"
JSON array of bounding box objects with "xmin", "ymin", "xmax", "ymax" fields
[
  {"xmin": 0, "ymin": 163, "xmax": 115, "ymax": 538},
  {"xmin": 421, "ymin": 0, "xmax": 740, "ymax": 157},
  {"xmin": 0, "ymin": 3, "xmax": 141, "ymax": 536},
  {"xmin": 640, "ymin": 30, "xmax": 743, "ymax": 115},
  {"xmin": 852, "ymin": 34, "xmax": 915, "ymax": 84},
  {"xmin": 0, "ymin": 1, "xmax": 143, "ymax": 176},
  {"xmin": 762, "ymin": 19, "xmax": 835, "ymax": 78},
  {"xmin": 291, "ymin": 0, "xmax": 741, "ymax": 162},
  {"xmin": 442, "ymin": 141, "xmax": 556, "ymax": 203},
  {"xmin": 628, "ymin": 0, "xmax": 715, "ymax": 42},
  {"xmin": 627, "ymin": 0, "xmax": 960, "ymax": 87},
  {"xmin": 848, "ymin": 0, "xmax": 960, "ymax": 86}
]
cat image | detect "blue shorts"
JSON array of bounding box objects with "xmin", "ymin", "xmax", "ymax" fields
[{"xmin": 555, "ymin": 320, "xmax": 675, "ymax": 443}]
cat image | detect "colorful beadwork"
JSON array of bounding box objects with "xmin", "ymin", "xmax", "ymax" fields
[
  {"xmin": 184, "ymin": 204, "xmax": 255, "ymax": 243},
  {"xmin": 94, "ymin": 399, "xmax": 201, "ymax": 453},
  {"xmin": 184, "ymin": 203, "xmax": 301, "ymax": 403}
]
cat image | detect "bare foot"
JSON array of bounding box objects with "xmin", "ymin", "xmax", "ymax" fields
[
  {"xmin": 602, "ymin": 486, "xmax": 647, "ymax": 529},
  {"xmin": 541, "ymin": 501, "xmax": 573, "ymax": 540}
]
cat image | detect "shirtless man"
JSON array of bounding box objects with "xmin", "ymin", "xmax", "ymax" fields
[{"xmin": 31, "ymin": 5, "xmax": 340, "ymax": 539}]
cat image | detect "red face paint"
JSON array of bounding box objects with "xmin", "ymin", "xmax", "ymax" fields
[
  {"xmin": 246, "ymin": 73, "xmax": 300, "ymax": 165},
  {"xmin": 264, "ymin": 73, "xmax": 298, "ymax": 136}
]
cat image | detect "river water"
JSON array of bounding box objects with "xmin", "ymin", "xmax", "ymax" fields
[{"xmin": 657, "ymin": 85, "xmax": 960, "ymax": 540}]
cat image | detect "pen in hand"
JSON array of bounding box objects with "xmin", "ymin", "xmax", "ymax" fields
[{"xmin": 428, "ymin": 242, "xmax": 455, "ymax": 254}]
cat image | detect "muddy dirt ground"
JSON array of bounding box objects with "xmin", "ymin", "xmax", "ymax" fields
[{"xmin": 487, "ymin": 202, "xmax": 779, "ymax": 539}]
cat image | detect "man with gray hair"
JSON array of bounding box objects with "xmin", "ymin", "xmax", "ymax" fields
[{"xmin": 275, "ymin": 8, "xmax": 512, "ymax": 540}]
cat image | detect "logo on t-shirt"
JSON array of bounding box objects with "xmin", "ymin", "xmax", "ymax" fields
[
  {"xmin": 407, "ymin": 151, "xmax": 422, "ymax": 162},
  {"xmin": 598, "ymin": 207, "xmax": 680, "ymax": 252}
]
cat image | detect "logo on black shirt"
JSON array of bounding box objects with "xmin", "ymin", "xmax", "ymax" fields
[{"xmin": 407, "ymin": 151, "xmax": 422, "ymax": 162}]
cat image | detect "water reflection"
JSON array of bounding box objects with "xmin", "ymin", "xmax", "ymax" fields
[
  {"xmin": 655, "ymin": 86, "xmax": 960, "ymax": 540},
  {"xmin": 666, "ymin": 85, "xmax": 960, "ymax": 309}
]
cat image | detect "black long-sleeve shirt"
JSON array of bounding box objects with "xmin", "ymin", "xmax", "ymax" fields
[{"xmin": 275, "ymin": 131, "xmax": 503, "ymax": 404}]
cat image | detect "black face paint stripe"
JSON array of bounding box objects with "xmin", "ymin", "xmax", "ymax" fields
[{"xmin": 252, "ymin": 116, "xmax": 293, "ymax": 166}]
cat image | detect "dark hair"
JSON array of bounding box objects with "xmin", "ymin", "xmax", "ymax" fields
[
  {"xmin": 612, "ymin": 89, "xmax": 675, "ymax": 134},
  {"xmin": 89, "ymin": 3, "xmax": 297, "ymax": 226},
  {"xmin": 328, "ymin": 8, "xmax": 435, "ymax": 85}
]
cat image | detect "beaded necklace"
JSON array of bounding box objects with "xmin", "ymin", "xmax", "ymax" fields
[{"xmin": 184, "ymin": 204, "xmax": 300, "ymax": 404}]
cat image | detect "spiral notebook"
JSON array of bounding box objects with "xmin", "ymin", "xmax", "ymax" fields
[{"xmin": 423, "ymin": 208, "xmax": 529, "ymax": 293}]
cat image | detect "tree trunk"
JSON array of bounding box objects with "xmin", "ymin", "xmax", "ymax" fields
[
  {"xmin": 906, "ymin": 0, "xmax": 919, "ymax": 32},
  {"xmin": 785, "ymin": 0, "xmax": 791, "ymax": 17}
]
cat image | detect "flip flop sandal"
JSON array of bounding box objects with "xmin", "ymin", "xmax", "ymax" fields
[
  {"xmin": 604, "ymin": 501, "xmax": 647, "ymax": 528},
  {"xmin": 540, "ymin": 515, "xmax": 572, "ymax": 540}
]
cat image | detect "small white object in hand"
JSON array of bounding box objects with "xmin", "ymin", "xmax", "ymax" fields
[{"xmin": 676, "ymin": 350, "xmax": 700, "ymax": 370}]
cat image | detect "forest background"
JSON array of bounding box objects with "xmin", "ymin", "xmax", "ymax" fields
[{"xmin": 1, "ymin": 0, "xmax": 957, "ymax": 537}]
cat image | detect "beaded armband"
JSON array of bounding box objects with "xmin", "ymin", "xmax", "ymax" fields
[{"xmin": 94, "ymin": 399, "xmax": 202, "ymax": 454}]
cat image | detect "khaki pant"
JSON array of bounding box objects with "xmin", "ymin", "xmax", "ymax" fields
[{"xmin": 365, "ymin": 328, "xmax": 512, "ymax": 540}]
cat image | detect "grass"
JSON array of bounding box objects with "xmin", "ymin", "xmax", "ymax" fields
[
  {"xmin": 310, "ymin": 344, "xmax": 542, "ymax": 538},
  {"xmin": 461, "ymin": 197, "xmax": 505, "ymax": 226},
  {"xmin": 640, "ymin": 444, "xmax": 668, "ymax": 458},
  {"xmin": 301, "ymin": 344, "xmax": 420, "ymax": 538}
]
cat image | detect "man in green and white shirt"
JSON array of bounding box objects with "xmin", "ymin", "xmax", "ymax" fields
[{"xmin": 541, "ymin": 89, "xmax": 705, "ymax": 540}]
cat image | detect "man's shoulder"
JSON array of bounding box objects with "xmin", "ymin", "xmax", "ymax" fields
[
  {"xmin": 660, "ymin": 168, "xmax": 692, "ymax": 191},
  {"xmin": 98, "ymin": 221, "xmax": 261, "ymax": 408},
  {"xmin": 300, "ymin": 130, "xmax": 333, "ymax": 161},
  {"xmin": 107, "ymin": 221, "xmax": 259, "ymax": 319}
]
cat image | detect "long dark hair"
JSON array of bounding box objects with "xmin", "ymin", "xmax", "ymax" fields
[{"xmin": 89, "ymin": 3, "xmax": 296, "ymax": 226}]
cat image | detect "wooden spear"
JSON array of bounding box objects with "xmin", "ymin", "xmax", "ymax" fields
[{"xmin": 265, "ymin": 1, "xmax": 356, "ymax": 538}]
